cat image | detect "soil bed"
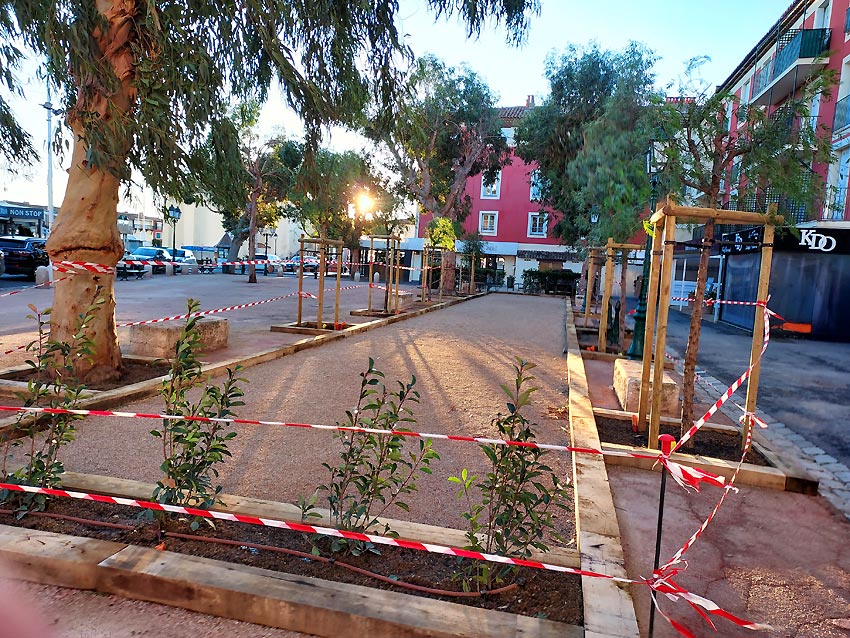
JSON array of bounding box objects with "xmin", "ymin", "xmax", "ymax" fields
[
  {"xmin": 6, "ymin": 362, "xmax": 169, "ymax": 391},
  {"xmin": 595, "ymin": 417, "xmax": 770, "ymax": 466},
  {"xmin": 0, "ymin": 498, "xmax": 583, "ymax": 625}
]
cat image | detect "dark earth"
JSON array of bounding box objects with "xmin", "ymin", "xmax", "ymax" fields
[{"xmin": 0, "ymin": 497, "xmax": 583, "ymax": 625}]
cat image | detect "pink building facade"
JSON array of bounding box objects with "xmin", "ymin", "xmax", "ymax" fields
[{"xmin": 416, "ymin": 102, "xmax": 580, "ymax": 283}]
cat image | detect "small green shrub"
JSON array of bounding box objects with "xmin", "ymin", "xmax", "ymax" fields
[
  {"xmin": 0, "ymin": 299, "xmax": 102, "ymax": 515},
  {"xmin": 151, "ymin": 299, "xmax": 246, "ymax": 520},
  {"xmin": 315, "ymin": 358, "xmax": 439, "ymax": 555},
  {"xmin": 449, "ymin": 359, "xmax": 571, "ymax": 591}
]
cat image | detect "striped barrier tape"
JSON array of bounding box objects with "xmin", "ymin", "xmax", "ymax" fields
[
  {"xmin": 0, "ymin": 479, "xmax": 768, "ymax": 634},
  {"xmin": 0, "ymin": 275, "xmax": 73, "ymax": 298},
  {"xmin": 53, "ymin": 261, "xmax": 115, "ymax": 274},
  {"xmin": 0, "ymin": 404, "xmax": 726, "ymax": 493}
]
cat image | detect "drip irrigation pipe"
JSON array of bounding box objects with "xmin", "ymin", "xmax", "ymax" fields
[
  {"xmin": 0, "ymin": 509, "xmax": 516, "ymax": 599},
  {"xmin": 163, "ymin": 530, "xmax": 519, "ymax": 599}
]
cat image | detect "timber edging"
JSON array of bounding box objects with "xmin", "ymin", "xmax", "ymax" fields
[{"xmin": 565, "ymin": 300, "xmax": 640, "ymax": 638}]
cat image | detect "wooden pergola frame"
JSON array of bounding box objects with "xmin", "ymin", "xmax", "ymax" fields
[
  {"xmin": 636, "ymin": 197, "xmax": 782, "ymax": 450},
  {"xmin": 596, "ymin": 237, "xmax": 641, "ymax": 352},
  {"xmin": 581, "ymin": 248, "xmax": 605, "ymax": 327},
  {"xmin": 366, "ymin": 234, "xmax": 402, "ymax": 314},
  {"xmin": 296, "ymin": 235, "xmax": 344, "ymax": 328}
]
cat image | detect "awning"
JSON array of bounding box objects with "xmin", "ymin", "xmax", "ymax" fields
[{"xmin": 182, "ymin": 245, "xmax": 218, "ymax": 252}]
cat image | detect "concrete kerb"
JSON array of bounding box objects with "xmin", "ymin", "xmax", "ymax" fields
[
  {"xmin": 0, "ymin": 292, "xmax": 486, "ymax": 438},
  {"xmin": 564, "ymin": 300, "xmax": 640, "ymax": 637}
]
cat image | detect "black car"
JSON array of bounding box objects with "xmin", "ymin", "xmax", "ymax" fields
[{"xmin": 0, "ymin": 236, "xmax": 49, "ymax": 280}]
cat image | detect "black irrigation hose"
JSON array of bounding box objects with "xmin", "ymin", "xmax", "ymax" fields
[
  {"xmin": 163, "ymin": 531, "xmax": 520, "ymax": 599},
  {"xmin": 0, "ymin": 509, "xmax": 518, "ymax": 599}
]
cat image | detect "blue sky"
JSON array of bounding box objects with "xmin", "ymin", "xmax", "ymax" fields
[{"xmin": 2, "ymin": 0, "xmax": 792, "ymax": 209}]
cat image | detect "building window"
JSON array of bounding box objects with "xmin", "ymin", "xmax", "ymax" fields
[
  {"xmin": 529, "ymin": 170, "xmax": 543, "ymax": 201},
  {"xmin": 481, "ymin": 170, "xmax": 501, "ymax": 199},
  {"xmin": 527, "ymin": 212, "xmax": 547, "ymax": 237},
  {"xmin": 479, "ymin": 211, "xmax": 498, "ymax": 236},
  {"xmin": 501, "ymin": 127, "xmax": 515, "ymax": 147}
]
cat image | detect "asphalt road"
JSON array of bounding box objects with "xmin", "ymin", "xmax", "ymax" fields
[{"xmin": 663, "ymin": 309, "xmax": 850, "ymax": 468}]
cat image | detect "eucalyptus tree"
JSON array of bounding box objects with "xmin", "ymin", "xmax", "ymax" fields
[
  {"xmin": 369, "ymin": 55, "xmax": 511, "ymax": 289},
  {"xmin": 0, "ymin": 0, "xmax": 539, "ymax": 381},
  {"xmin": 654, "ymin": 58, "xmax": 836, "ymax": 434}
]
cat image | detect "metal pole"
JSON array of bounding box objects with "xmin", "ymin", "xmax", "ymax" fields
[
  {"xmin": 297, "ymin": 235, "xmax": 305, "ymax": 325},
  {"xmin": 626, "ymin": 174, "xmax": 658, "ymax": 359},
  {"xmin": 367, "ymin": 238, "xmax": 374, "ymax": 311},
  {"xmin": 648, "ymin": 434, "xmax": 676, "ymax": 637}
]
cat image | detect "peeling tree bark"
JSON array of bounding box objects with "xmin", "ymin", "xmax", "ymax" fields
[{"xmin": 45, "ymin": 0, "xmax": 137, "ymax": 383}]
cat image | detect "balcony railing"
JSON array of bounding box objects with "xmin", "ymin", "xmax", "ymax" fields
[
  {"xmin": 772, "ymin": 28, "xmax": 831, "ymax": 79},
  {"xmin": 822, "ymin": 186, "xmax": 847, "ymax": 220},
  {"xmin": 723, "ymin": 190, "xmax": 810, "ymax": 225},
  {"xmin": 835, "ymin": 95, "xmax": 850, "ymax": 132}
]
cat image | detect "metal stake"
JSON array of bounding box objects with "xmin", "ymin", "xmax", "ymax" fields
[{"xmin": 648, "ymin": 433, "xmax": 676, "ymax": 637}]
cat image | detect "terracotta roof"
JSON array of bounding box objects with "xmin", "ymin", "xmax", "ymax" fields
[{"xmin": 499, "ymin": 105, "xmax": 528, "ymax": 125}]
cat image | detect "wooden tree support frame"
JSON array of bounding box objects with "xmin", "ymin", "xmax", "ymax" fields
[
  {"xmin": 637, "ymin": 198, "xmax": 781, "ymax": 450},
  {"xmin": 581, "ymin": 248, "xmax": 605, "ymax": 327},
  {"xmin": 364, "ymin": 235, "xmax": 402, "ymax": 315},
  {"xmin": 295, "ymin": 235, "xmax": 344, "ymax": 329},
  {"xmin": 596, "ymin": 238, "xmax": 641, "ymax": 353},
  {"xmin": 420, "ymin": 245, "xmax": 444, "ymax": 303}
]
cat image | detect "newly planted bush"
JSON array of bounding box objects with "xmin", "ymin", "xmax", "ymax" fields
[
  {"xmin": 315, "ymin": 358, "xmax": 439, "ymax": 555},
  {"xmin": 449, "ymin": 359, "xmax": 571, "ymax": 590},
  {"xmin": 151, "ymin": 299, "xmax": 246, "ymax": 518},
  {"xmin": 0, "ymin": 299, "xmax": 102, "ymax": 515}
]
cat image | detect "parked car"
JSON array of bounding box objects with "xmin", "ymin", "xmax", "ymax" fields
[
  {"xmin": 127, "ymin": 246, "xmax": 177, "ymax": 274},
  {"xmin": 284, "ymin": 254, "xmax": 319, "ymax": 273},
  {"xmin": 0, "ymin": 236, "xmax": 49, "ymax": 280},
  {"xmin": 241, "ymin": 253, "xmax": 281, "ymax": 274},
  {"xmin": 172, "ymin": 248, "xmax": 197, "ymax": 270},
  {"xmin": 0, "ymin": 249, "xmax": 5, "ymax": 277}
]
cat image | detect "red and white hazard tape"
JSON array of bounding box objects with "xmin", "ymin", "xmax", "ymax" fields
[
  {"xmin": 53, "ymin": 260, "xmax": 115, "ymax": 274},
  {"xmin": 115, "ymin": 290, "xmax": 307, "ymax": 327},
  {"xmin": 0, "ymin": 404, "xmax": 726, "ymax": 493},
  {"xmin": 0, "ymin": 479, "xmax": 766, "ymax": 633},
  {"xmin": 671, "ymin": 301, "xmax": 776, "ymax": 454},
  {"xmin": 0, "ymin": 275, "xmax": 73, "ymax": 298}
]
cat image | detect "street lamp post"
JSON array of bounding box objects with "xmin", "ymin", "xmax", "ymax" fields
[
  {"xmin": 626, "ymin": 141, "xmax": 662, "ymax": 359},
  {"xmin": 40, "ymin": 85, "xmax": 63, "ymax": 237},
  {"xmin": 165, "ymin": 204, "xmax": 181, "ymax": 274}
]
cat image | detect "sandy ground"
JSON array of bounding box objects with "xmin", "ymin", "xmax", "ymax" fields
[{"xmin": 1, "ymin": 294, "xmax": 574, "ymax": 638}]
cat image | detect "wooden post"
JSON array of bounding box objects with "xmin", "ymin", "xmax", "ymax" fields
[
  {"xmin": 335, "ymin": 244, "xmax": 342, "ymax": 327},
  {"xmin": 317, "ymin": 236, "xmax": 326, "ymax": 328},
  {"xmin": 598, "ymin": 238, "xmax": 615, "ymax": 353},
  {"xmin": 421, "ymin": 247, "xmax": 428, "ymax": 303},
  {"xmin": 636, "ymin": 221, "xmax": 665, "ymax": 432},
  {"xmin": 648, "ymin": 216, "xmax": 677, "ymax": 449},
  {"xmin": 393, "ymin": 238, "xmax": 401, "ymax": 313},
  {"xmin": 742, "ymin": 222, "xmax": 775, "ymax": 450},
  {"xmin": 367, "ymin": 237, "xmax": 375, "ymax": 312},
  {"xmin": 297, "ymin": 235, "xmax": 305, "ymax": 325},
  {"xmin": 584, "ymin": 249, "xmax": 598, "ymax": 327}
]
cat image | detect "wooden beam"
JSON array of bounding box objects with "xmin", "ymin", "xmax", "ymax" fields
[
  {"xmin": 636, "ymin": 220, "xmax": 665, "ymax": 432},
  {"xmin": 742, "ymin": 222, "xmax": 775, "ymax": 450},
  {"xmin": 648, "ymin": 216, "xmax": 677, "ymax": 448},
  {"xmin": 598, "ymin": 238, "xmax": 615, "ymax": 352},
  {"xmin": 650, "ymin": 203, "xmax": 784, "ymax": 226}
]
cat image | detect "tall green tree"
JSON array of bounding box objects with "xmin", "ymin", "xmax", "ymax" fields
[
  {"xmin": 516, "ymin": 43, "xmax": 637, "ymax": 243},
  {"xmin": 192, "ymin": 102, "xmax": 302, "ymax": 283},
  {"xmin": 369, "ymin": 55, "xmax": 510, "ymax": 290},
  {"xmin": 654, "ymin": 58, "xmax": 836, "ymax": 436},
  {"xmin": 0, "ymin": 0, "xmax": 538, "ymax": 382}
]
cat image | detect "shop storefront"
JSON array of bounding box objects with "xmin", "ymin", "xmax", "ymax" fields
[
  {"xmin": 0, "ymin": 203, "xmax": 46, "ymax": 236},
  {"xmin": 720, "ymin": 226, "xmax": 850, "ymax": 340}
]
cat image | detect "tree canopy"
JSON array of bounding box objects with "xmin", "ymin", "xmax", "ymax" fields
[
  {"xmin": 515, "ymin": 42, "xmax": 657, "ymax": 244},
  {"xmin": 369, "ymin": 54, "xmax": 510, "ymax": 224}
]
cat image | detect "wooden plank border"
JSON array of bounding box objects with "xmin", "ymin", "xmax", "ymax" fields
[{"xmin": 565, "ymin": 300, "xmax": 640, "ymax": 637}]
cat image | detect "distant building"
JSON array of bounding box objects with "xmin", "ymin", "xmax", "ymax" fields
[
  {"xmin": 417, "ymin": 96, "xmax": 581, "ymax": 286},
  {"xmin": 699, "ymin": 0, "xmax": 850, "ymax": 339}
]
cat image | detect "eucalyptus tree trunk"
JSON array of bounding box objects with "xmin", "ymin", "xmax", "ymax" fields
[
  {"xmin": 680, "ymin": 218, "xmax": 716, "ymax": 443},
  {"xmin": 246, "ymin": 168, "xmax": 262, "ymax": 284},
  {"xmin": 45, "ymin": 0, "xmax": 135, "ymax": 383},
  {"xmin": 442, "ymin": 250, "xmax": 457, "ymax": 294}
]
